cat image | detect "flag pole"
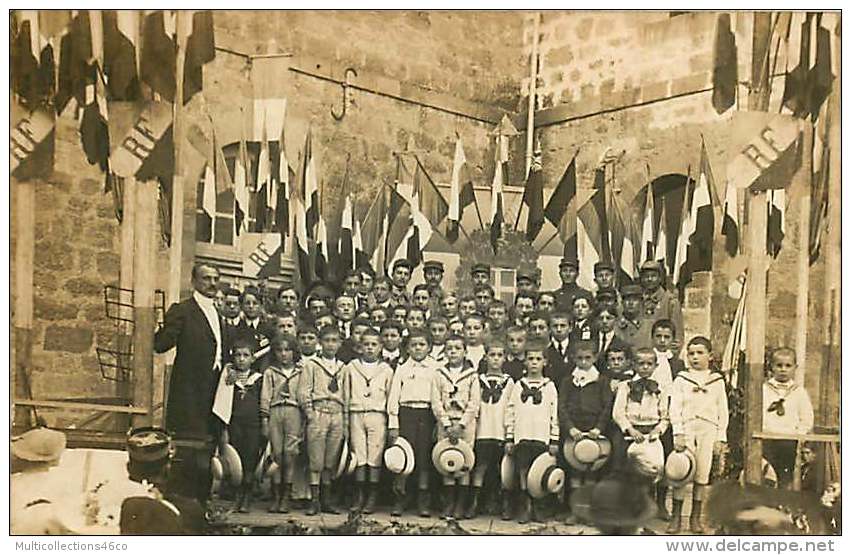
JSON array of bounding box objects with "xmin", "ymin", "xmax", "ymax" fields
[
  {"xmin": 472, "ymin": 187, "xmax": 486, "ymax": 231},
  {"xmin": 168, "ymin": 10, "xmax": 189, "ymax": 305},
  {"xmin": 793, "ymin": 122, "xmax": 814, "ymax": 386}
]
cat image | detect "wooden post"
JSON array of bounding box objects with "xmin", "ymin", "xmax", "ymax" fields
[
  {"xmin": 794, "ymin": 123, "xmax": 813, "ymax": 385},
  {"xmin": 524, "ymin": 12, "xmax": 540, "ymax": 180},
  {"xmin": 131, "ymin": 180, "xmax": 158, "ymax": 427},
  {"xmin": 13, "ymin": 178, "xmax": 36, "ymax": 428},
  {"xmin": 743, "ymin": 188, "xmax": 768, "ymax": 484},
  {"xmin": 118, "ymin": 176, "xmax": 136, "ymax": 421}
]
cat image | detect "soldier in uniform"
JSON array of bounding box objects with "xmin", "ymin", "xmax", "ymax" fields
[
  {"xmin": 422, "ymin": 260, "xmax": 446, "ymax": 315},
  {"xmin": 553, "ymin": 257, "xmax": 591, "ymax": 313},
  {"xmin": 638, "ymin": 261, "xmax": 683, "ymax": 350},
  {"xmin": 390, "ymin": 259, "xmax": 414, "ymax": 306},
  {"xmin": 615, "ymin": 284, "xmax": 654, "ymax": 350},
  {"xmin": 515, "ymin": 268, "xmax": 539, "ymax": 296},
  {"xmin": 471, "ymin": 262, "xmax": 491, "ymax": 289}
]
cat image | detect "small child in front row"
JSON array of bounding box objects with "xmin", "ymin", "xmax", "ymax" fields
[
  {"xmin": 299, "ymin": 326, "xmax": 345, "ymax": 515},
  {"xmin": 223, "ymin": 336, "xmax": 264, "ymax": 513},
  {"xmin": 259, "ymin": 333, "xmax": 303, "ymax": 513},
  {"xmin": 342, "ymin": 328, "xmax": 394, "ymax": 514},
  {"xmin": 386, "ymin": 330, "xmax": 440, "ymax": 516},
  {"xmin": 431, "ymin": 334, "xmax": 481, "ymax": 519},
  {"xmin": 611, "ymin": 347, "xmax": 669, "ymax": 493},
  {"xmin": 470, "ymin": 338, "xmax": 514, "ymax": 519},
  {"xmin": 558, "ymin": 340, "xmax": 613, "ymax": 520},
  {"xmin": 762, "ymin": 347, "xmax": 814, "ymax": 489},
  {"xmin": 504, "ymin": 340, "xmax": 559, "ymax": 524},
  {"xmin": 668, "ymin": 336, "xmax": 728, "ymax": 534}
]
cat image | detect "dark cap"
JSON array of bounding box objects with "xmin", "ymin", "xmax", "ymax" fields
[
  {"xmin": 423, "ymin": 260, "xmax": 444, "ymax": 272},
  {"xmin": 392, "ymin": 259, "xmax": 414, "ymax": 271},
  {"xmin": 595, "ymin": 288, "xmax": 617, "ymax": 301},
  {"xmin": 559, "ymin": 257, "xmax": 579, "ymax": 268},
  {"xmin": 593, "ymin": 261, "xmax": 615, "ymax": 273},
  {"xmin": 471, "ymin": 262, "xmax": 491, "ymax": 276},
  {"xmin": 620, "ymin": 284, "xmax": 643, "ymax": 298},
  {"xmin": 639, "ymin": 261, "xmax": 662, "ymax": 273},
  {"xmin": 127, "ymin": 427, "xmax": 172, "ymax": 463},
  {"xmin": 517, "ymin": 268, "xmax": 538, "ymax": 282}
]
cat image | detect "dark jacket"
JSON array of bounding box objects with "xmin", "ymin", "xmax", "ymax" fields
[
  {"xmin": 558, "ymin": 373, "xmax": 613, "ymax": 434},
  {"xmin": 155, "ymin": 296, "xmax": 231, "ymax": 440}
]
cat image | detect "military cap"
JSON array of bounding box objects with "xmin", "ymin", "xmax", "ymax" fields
[
  {"xmin": 639, "ymin": 261, "xmax": 662, "ymax": 274},
  {"xmin": 471, "ymin": 262, "xmax": 491, "ymax": 276},
  {"xmin": 516, "ymin": 268, "xmax": 538, "ymax": 282},
  {"xmin": 559, "ymin": 257, "xmax": 579, "ymax": 268},
  {"xmin": 392, "ymin": 259, "xmax": 414, "ymax": 271},
  {"xmin": 126, "ymin": 427, "xmax": 172, "ymax": 463},
  {"xmin": 620, "ymin": 284, "xmax": 643, "ymax": 298},
  {"xmin": 423, "ymin": 260, "xmax": 444, "ymax": 273},
  {"xmin": 593, "ymin": 261, "xmax": 615, "ymax": 273}
]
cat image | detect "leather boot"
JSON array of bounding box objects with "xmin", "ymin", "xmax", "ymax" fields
[
  {"xmin": 350, "ymin": 483, "xmax": 365, "ymax": 512},
  {"xmin": 321, "ymin": 484, "xmax": 340, "ymax": 514},
  {"xmin": 276, "ymin": 483, "xmax": 292, "ymax": 513},
  {"xmin": 689, "ymin": 500, "xmax": 706, "ymax": 533},
  {"xmin": 500, "ymin": 491, "xmax": 513, "ymax": 520},
  {"xmin": 656, "ymin": 484, "xmax": 671, "ymax": 521},
  {"xmin": 417, "ymin": 489, "xmax": 431, "ymax": 517},
  {"xmin": 464, "ymin": 487, "xmax": 480, "ymax": 519},
  {"xmin": 306, "ymin": 485, "xmax": 321, "ymax": 516},
  {"xmin": 269, "ymin": 485, "xmax": 281, "ymax": 513},
  {"xmin": 362, "ymin": 483, "xmax": 378, "ymax": 514},
  {"xmin": 530, "ymin": 496, "xmax": 542, "ymax": 523},
  {"xmin": 666, "ymin": 499, "xmax": 684, "ymax": 534},
  {"xmin": 441, "ymin": 485, "xmax": 456, "ymax": 519},
  {"xmin": 453, "ymin": 486, "xmax": 468, "ymax": 520},
  {"xmin": 517, "ymin": 493, "xmax": 533, "ymax": 524},
  {"xmin": 237, "ymin": 485, "xmax": 252, "ymax": 513},
  {"xmin": 390, "ymin": 490, "xmax": 406, "ymax": 517}
]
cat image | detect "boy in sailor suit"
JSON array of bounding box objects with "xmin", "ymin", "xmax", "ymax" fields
[
  {"xmin": 260, "ymin": 333, "xmax": 304, "ymax": 514},
  {"xmin": 470, "ymin": 338, "xmax": 515, "ymax": 519},
  {"xmin": 504, "ymin": 340, "xmax": 560, "ymax": 524},
  {"xmin": 387, "ymin": 330, "xmax": 440, "ymax": 516},
  {"xmin": 299, "ymin": 326, "xmax": 345, "ymax": 515},
  {"xmin": 342, "ymin": 328, "xmax": 394, "ymax": 514},
  {"xmin": 431, "ymin": 334, "xmax": 481, "ymax": 519},
  {"xmin": 668, "ymin": 336, "xmax": 728, "ymax": 534},
  {"xmin": 762, "ymin": 347, "xmax": 814, "ymax": 489}
]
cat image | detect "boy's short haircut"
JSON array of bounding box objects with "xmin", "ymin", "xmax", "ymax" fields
[
  {"xmin": 406, "ymin": 329, "xmax": 432, "ymax": 345},
  {"xmin": 231, "ymin": 335, "xmax": 255, "ymax": 353},
  {"xmin": 412, "ymin": 283, "xmax": 431, "ymax": 295},
  {"xmin": 344, "ymin": 268, "xmax": 361, "ymax": 280},
  {"xmin": 297, "ymin": 323, "xmax": 319, "ymax": 336},
  {"xmin": 488, "ymin": 299, "xmax": 507, "ymax": 310},
  {"xmin": 485, "ymin": 336, "xmax": 507, "ymax": 352},
  {"xmin": 318, "ymin": 326, "xmax": 340, "ymax": 340},
  {"xmin": 474, "ymin": 284, "xmax": 495, "ymax": 297},
  {"xmin": 527, "ymin": 310, "xmax": 551, "ymax": 324},
  {"xmin": 459, "ymin": 295, "xmax": 477, "ymax": 305},
  {"xmin": 358, "ymin": 265, "xmax": 376, "ymax": 279},
  {"xmin": 225, "ymin": 287, "xmax": 242, "ymax": 298},
  {"xmin": 427, "ymin": 315, "xmax": 449, "ymax": 326},
  {"xmin": 572, "ymin": 339, "xmax": 598, "ymax": 355},
  {"xmin": 444, "ymin": 333, "xmax": 466, "ymax": 346},
  {"xmin": 524, "ymin": 339, "xmax": 549, "ymax": 354},
  {"xmin": 514, "ymin": 291, "xmax": 537, "ymax": 305},
  {"xmin": 633, "ymin": 347, "xmax": 656, "ymax": 360},
  {"xmin": 336, "ymin": 294, "xmax": 355, "ymax": 306},
  {"xmin": 687, "ymin": 335, "xmax": 712, "ymax": 351},
  {"xmin": 572, "ymin": 290, "xmax": 595, "ymax": 306},
  {"xmin": 407, "ymin": 306, "xmax": 426, "ymax": 316},
  {"xmin": 549, "ymin": 310, "xmax": 571, "ymax": 322},
  {"xmin": 537, "ymin": 291, "xmax": 556, "ymax": 302},
  {"xmin": 606, "ymin": 344, "xmax": 633, "ymax": 361},
  {"xmin": 652, "ymin": 319, "xmax": 676, "ymax": 336},
  {"xmin": 771, "ymin": 346, "xmax": 797, "ymax": 364},
  {"xmin": 595, "ymin": 305, "xmax": 621, "ymax": 319},
  {"xmin": 352, "ymin": 317, "xmax": 373, "ymax": 329},
  {"xmin": 505, "ymin": 325, "xmax": 527, "ymax": 336},
  {"xmin": 270, "ymin": 333, "xmax": 301, "ymax": 362},
  {"xmin": 464, "ymin": 312, "xmax": 486, "ymax": 325},
  {"xmin": 374, "ymin": 276, "xmax": 392, "ymax": 287},
  {"xmin": 380, "ymin": 322, "xmax": 404, "ymax": 335},
  {"xmin": 240, "ymin": 285, "xmax": 261, "ymax": 303},
  {"xmin": 361, "ymin": 328, "xmax": 382, "ymax": 341},
  {"xmin": 392, "ymin": 304, "xmax": 409, "ymax": 313}
]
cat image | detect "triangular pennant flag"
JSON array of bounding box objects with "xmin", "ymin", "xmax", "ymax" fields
[
  {"xmin": 767, "ymin": 188, "xmax": 786, "ymax": 258},
  {"xmin": 721, "ymin": 181, "xmax": 740, "ymax": 257},
  {"xmin": 447, "ymin": 138, "xmax": 473, "ymax": 243},
  {"xmin": 80, "ymin": 65, "xmax": 110, "ymax": 173},
  {"xmin": 489, "ymin": 158, "xmax": 505, "ymax": 254},
  {"xmin": 140, "ymin": 10, "xmax": 176, "ymax": 102},
  {"xmin": 293, "ymin": 196, "xmax": 312, "ymax": 287},
  {"xmin": 339, "ymin": 193, "xmax": 355, "ymax": 274},
  {"xmin": 655, "ymin": 201, "xmax": 669, "ymax": 276},
  {"xmin": 182, "ymin": 10, "xmax": 215, "ymax": 105},
  {"xmin": 233, "ymin": 126, "xmax": 250, "ymax": 237},
  {"xmin": 301, "ymin": 128, "xmax": 319, "ymax": 239},
  {"xmin": 523, "ymin": 151, "xmax": 545, "ymax": 242},
  {"xmin": 640, "ymin": 183, "xmax": 656, "ymax": 264},
  {"xmin": 544, "ymin": 154, "xmax": 577, "ymax": 230},
  {"xmin": 103, "ymin": 10, "xmax": 141, "ymax": 100},
  {"xmin": 712, "ymin": 13, "xmax": 738, "ymax": 114}
]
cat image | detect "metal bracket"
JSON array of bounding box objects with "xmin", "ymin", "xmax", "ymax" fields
[{"xmin": 331, "ymin": 67, "xmax": 358, "ymax": 121}]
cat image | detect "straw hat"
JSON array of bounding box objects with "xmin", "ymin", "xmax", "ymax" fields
[
  {"xmin": 383, "ymin": 437, "xmax": 415, "ymax": 476},
  {"xmin": 431, "ymin": 439, "xmax": 475, "ymax": 477},
  {"xmin": 11, "ymin": 428, "xmax": 66, "ymax": 463},
  {"xmin": 527, "ymin": 452, "xmax": 565, "ymax": 499},
  {"xmin": 562, "ymin": 436, "xmax": 612, "ymax": 472},
  {"xmin": 335, "ymin": 440, "xmax": 357, "ymax": 479},
  {"xmin": 664, "ymin": 449, "xmax": 696, "ymax": 488},
  {"xmin": 500, "ymin": 453, "xmax": 516, "ymax": 490}
]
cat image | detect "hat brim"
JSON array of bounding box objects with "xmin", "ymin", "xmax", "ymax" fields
[
  {"xmin": 11, "ymin": 429, "xmax": 67, "ymax": 462},
  {"xmin": 432, "ymin": 439, "xmax": 475, "ymax": 477},
  {"xmin": 664, "ymin": 450, "xmax": 697, "ymax": 488},
  {"xmin": 563, "ymin": 437, "xmax": 612, "ymax": 472},
  {"xmin": 384, "ymin": 438, "xmax": 415, "ymax": 476},
  {"xmin": 336, "ymin": 441, "xmax": 350, "ymax": 479},
  {"xmin": 220, "ymin": 443, "xmax": 243, "ymax": 486},
  {"xmin": 527, "ymin": 452, "xmax": 562, "ymax": 499}
]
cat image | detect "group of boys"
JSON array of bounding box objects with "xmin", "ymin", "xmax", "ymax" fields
[{"xmin": 210, "ymin": 255, "xmax": 813, "ymax": 534}]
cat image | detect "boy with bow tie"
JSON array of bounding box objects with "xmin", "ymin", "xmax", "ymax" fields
[
  {"xmin": 386, "ymin": 330, "xmax": 440, "ymax": 517},
  {"xmin": 470, "ymin": 338, "xmax": 515, "ymax": 519},
  {"xmin": 611, "ymin": 348, "xmax": 669, "ymax": 484},
  {"xmin": 650, "ymin": 319, "xmax": 686, "ymax": 391},
  {"xmin": 299, "ymin": 326, "xmax": 345, "ymax": 515},
  {"xmin": 668, "ymin": 336, "xmax": 728, "ymax": 534},
  {"xmin": 342, "ymin": 328, "xmax": 394, "ymax": 514},
  {"xmin": 762, "ymin": 347, "xmax": 814, "ymax": 489},
  {"xmin": 431, "ymin": 334, "xmax": 481, "ymax": 519},
  {"xmin": 505, "ymin": 340, "xmax": 560, "ymax": 524}
]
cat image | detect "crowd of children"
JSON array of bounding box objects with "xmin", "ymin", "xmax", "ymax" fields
[{"xmin": 209, "ymin": 256, "xmax": 814, "ymax": 533}]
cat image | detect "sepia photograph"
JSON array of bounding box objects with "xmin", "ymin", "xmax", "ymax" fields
[{"xmin": 6, "ymin": 5, "xmax": 843, "ymax": 541}]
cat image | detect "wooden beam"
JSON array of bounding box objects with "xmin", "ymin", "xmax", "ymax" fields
[
  {"xmin": 753, "ymin": 431, "xmax": 839, "ymax": 443},
  {"xmin": 131, "ymin": 180, "xmax": 158, "ymax": 427},
  {"xmin": 748, "ymin": 12, "xmax": 773, "ymax": 111},
  {"xmin": 12, "ymin": 399, "xmax": 148, "ymax": 414},
  {"xmin": 13, "ymin": 177, "xmax": 36, "ymax": 428},
  {"xmin": 117, "ymin": 176, "xmax": 136, "ymax": 423},
  {"xmin": 794, "ymin": 123, "xmax": 813, "ymax": 385},
  {"xmin": 743, "ymin": 188, "xmax": 768, "ymax": 485}
]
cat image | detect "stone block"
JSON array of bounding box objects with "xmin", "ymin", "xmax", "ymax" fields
[
  {"xmin": 34, "ymin": 240, "xmax": 74, "ymax": 272},
  {"xmin": 64, "ymin": 277, "xmax": 104, "ymax": 297},
  {"xmin": 79, "ymin": 178, "xmax": 102, "ymax": 196},
  {"xmin": 43, "ymin": 325, "xmax": 94, "ymax": 353},
  {"xmin": 34, "ymin": 297, "xmax": 80, "ymax": 321}
]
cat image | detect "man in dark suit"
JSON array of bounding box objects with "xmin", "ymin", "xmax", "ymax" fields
[{"xmin": 155, "ymin": 263, "xmax": 229, "ymax": 505}]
